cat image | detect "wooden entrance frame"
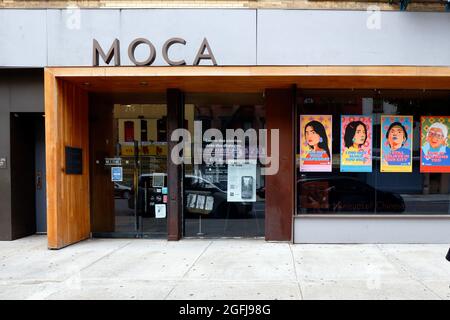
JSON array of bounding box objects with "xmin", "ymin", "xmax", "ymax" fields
[{"xmin": 44, "ymin": 66, "xmax": 450, "ymax": 248}]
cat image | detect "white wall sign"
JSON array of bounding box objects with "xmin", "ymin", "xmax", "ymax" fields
[
  {"xmin": 227, "ymin": 159, "xmax": 256, "ymax": 202},
  {"xmin": 155, "ymin": 204, "xmax": 166, "ymax": 218}
]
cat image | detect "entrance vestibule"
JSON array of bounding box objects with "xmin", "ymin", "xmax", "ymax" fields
[{"xmin": 44, "ymin": 66, "xmax": 450, "ymax": 249}]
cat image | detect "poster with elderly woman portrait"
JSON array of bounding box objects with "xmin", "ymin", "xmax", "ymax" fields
[
  {"xmin": 420, "ymin": 116, "xmax": 450, "ymax": 173},
  {"xmin": 340, "ymin": 115, "xmax": 373, "ymax": 172},
  {"xmin": 300, "ymin": 115, "xmax": 332, "ymax": 172},
  {"xmin": 380, "ymin": 115, "xmax": 413, "ymax": 173}
]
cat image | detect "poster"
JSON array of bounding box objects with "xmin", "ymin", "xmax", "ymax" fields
[
  {"xmin": 227, "ymin": 159, "xmax": 256, "ymax": 202},
  {"xmin": 204, "ymin": 196, "xmax": 214, "ymax": 211},
  {"xmin": 340, "ymin": 115, "xmax": 373, "ymax": 172},
  {"xmin": 300, "ymin": 115, "xmax": 332, "ymax": 172},
  {"xmin": 111, "ymin": 167, "xmax": 123, "ymax": 182},
  {"xmin": 155, "ymin": 204, "xmax": 166, "ymax": 218},
  {"xmin": 420, "ymin": 116, "xmax": 450, "ymax": 173},
  {"xmin": 380, "ymin": 115, "xmax": 413, "ymax": 173},
  {"xmin": 196, "ymin": 195, "xmax": 206, "ymax": 209},
  {"xmin": 186, "ymin": 193, "xmax": 214, "ymax": 214},
  {"xmin": 187, "ymin": 193, "xmax": 197, "ymax": 208}
]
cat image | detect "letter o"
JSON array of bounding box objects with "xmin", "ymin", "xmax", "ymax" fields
[{"xmin": 128, "ymin": 38, "xmax": 156, "ymax": 66}]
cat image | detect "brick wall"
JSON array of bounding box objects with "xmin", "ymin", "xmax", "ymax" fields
[{"xmin": 0, "ymin": 0, "xmax": 447, "ymax": 12}]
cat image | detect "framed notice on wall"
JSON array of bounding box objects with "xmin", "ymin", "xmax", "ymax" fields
[
  {"xmin": 65, "ymin": 146, "xmax": 82, "ymax": 175},
  {"xmin": 227, "ymin": 159, "xmax": 256, "ymax": 202}
]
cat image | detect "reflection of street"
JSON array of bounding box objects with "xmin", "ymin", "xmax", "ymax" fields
[
  {"xmin": 401, "ymin": 194, "xmax": 450, "ymax": 214},
  {"xmin": 251, "ymin": 202, "xmax": 265, "ymax": 219},
  {"xmin": 114, "ymin": 199, "xmax": 167, "ymax": 234},
  {"xmin": 185, "ymin": 202, "xmax": 265, "ymax": 237},
  {"xmin": 114, "ymin": 199, "xmax": 135, "ymax": 233},
  {"xmin": 185, "ymin": 219, "xmax": 265, "ymax": 237},
  {"xmin": 115, "ymin": 199, "xmax": 134, "ymax": 216},
  {"xmin": 115, "ymin": 198, "xmax": 265, "ymax": 236}
]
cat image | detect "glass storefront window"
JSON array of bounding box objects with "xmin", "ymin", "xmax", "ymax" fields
[
  {"xmin": 183, "ymin": 93, "xmax": 266, "ymax": 237},
  {"xmin": 296, "ymin": 90, "xmax": 450, "ymax": 215}
]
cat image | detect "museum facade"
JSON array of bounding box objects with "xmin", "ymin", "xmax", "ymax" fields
[{"xmin": 1, "ymin": 8, "xmax": 450, "ymax": 248}]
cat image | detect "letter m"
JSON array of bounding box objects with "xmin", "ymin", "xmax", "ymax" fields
[{"xmin": 93, "ymin": 39, "xmax": 120, "ymax": 66}]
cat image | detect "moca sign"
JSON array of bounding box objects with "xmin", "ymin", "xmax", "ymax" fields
[{"xmin": 93, "ymin": 37, "xmax": 218, "ymax": 66}]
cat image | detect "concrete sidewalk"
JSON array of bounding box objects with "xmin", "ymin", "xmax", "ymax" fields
[{"xmin": 0, "ymin": 235, "xmax": 449, "ymax": 300}]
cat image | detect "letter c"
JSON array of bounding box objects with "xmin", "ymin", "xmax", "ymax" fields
[{"xmin": 162, "ymin": 38, "xmax": 186, "ymax": 66}]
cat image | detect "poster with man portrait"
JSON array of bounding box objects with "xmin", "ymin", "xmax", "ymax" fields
[
  {"xmin": 340, "ymin": 115, "xmax": 373, "ymax": 172},
  {"xmin": 420, "ymin": 116, "xmax": 450, "ymax": 173},
  {"xmin": 300, "ymin": 115, "xmax": 332, "ymax": 172},
  {"xmin": 380, "ymin": 115, "xmax": 413, "ymax": 173}
]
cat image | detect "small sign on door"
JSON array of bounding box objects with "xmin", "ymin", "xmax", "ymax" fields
[
  {"xmin": 155, "ymin": 204, "xmax": 166, "ymax": 218},
  {"xmin": 111, "ymin": 167, "xmax": 123, "ymax": 182},
  {"xmin": 105, "ymin": 158, "xmax": 122, "ymax": 166}
]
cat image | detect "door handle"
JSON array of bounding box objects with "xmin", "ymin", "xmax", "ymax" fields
[{"xmin": 36, "ymin": 171, "xmax": 42, "ymax": 190}]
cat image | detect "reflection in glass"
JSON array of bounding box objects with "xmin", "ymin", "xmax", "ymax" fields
[
  {"xmin": 183, "ymin": 96, "xmax": 266, "ymax": 237},
  {"xmin": 296, "ymin": 91, "xmax": 450, "ymax": 215}
]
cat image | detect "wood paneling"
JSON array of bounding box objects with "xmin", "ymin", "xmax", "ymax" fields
[
  {"xmin": 48, "ymin": 66, "xmax": 450, "ymax": 78},
  {"xmin": 45, "ymin": 70, "xmax": 90, "ymax": 249},
  {"xmin": 43, "ymin": 65, "xmax": 450, "ymax": 246},
  {"xmin": 44, "ymin": 66, "xmax": 450, "ymax": 93},
  {"xmin": 265, "ymin": 89, "xmax": 294, "ymax": 241}
]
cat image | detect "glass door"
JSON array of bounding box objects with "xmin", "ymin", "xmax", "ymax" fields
[
  {"xmin": 92, "ymin": 103, "xmax": 168, "ymax": 238},
  {"xmin": 182, "ymin": 94, "xmax": 266, "ymax": 238}
]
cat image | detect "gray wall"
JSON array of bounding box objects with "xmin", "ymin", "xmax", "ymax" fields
[
  {"xmin": 1, "ymin": 9, "xmax": 450, "ymax": 67},
  {"xmin": 1, "ymin": 9, "xmax": 257, "ymax": 67},
  {"xmin": 258, "ymin": 10, "xmax": 450, "ymax": 66},
  {"xmin": 0, "ymin": 10, "xmax": 47, "ymax": 67},
  {"xmin": 0, "ymin": 69, "xmax": 44, "ymax": 240},
  {"xmin": 294, "ymin": 216, "xmax": 450, "ymax": 244}
]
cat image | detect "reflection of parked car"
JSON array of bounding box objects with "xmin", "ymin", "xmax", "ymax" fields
[
  {"xmin": 127, "ymin": 173, "xmax": 262, "ymax": 219},
  {"xmin": 297, "ymin": 177, "xmax": 405, "ymax": 213},
  {"xmin": 128, "ymin": 174, "xmax": 167, "ymax": 217},
  {"xmin": 114, "ymin": 182, "xmax": 132, "ymax": 199}
]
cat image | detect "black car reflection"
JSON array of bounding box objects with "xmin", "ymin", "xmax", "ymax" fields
[
  {"xmin": 128, "ymin": 174, "xmax": 259, "ymax": 219},
  {"xmin": 297, "ymin": 177, "xmax": 405, "ymax": 213},
  {"xmin": 128, "ymin": 174, "xmax": 168, "ymax": 217},
  {"xmin": 114, "ymin": 182, "xmax": 132, "ymax": 199}
]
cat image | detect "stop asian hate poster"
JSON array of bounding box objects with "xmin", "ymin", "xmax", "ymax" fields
[
  {"xmin": 380, "ymin": 115, "xmax": 413, "ymax": 173},
  {"xmin": 420, "ymin": 116, "xmax": 450, "ymax": 173},
  {"xmin": 340, "ymin": 115, "xmax": 373, "ymax": 172},
  {"xmin": 300, "ymin": 115, "xmax": 332, "ymax": 172}
]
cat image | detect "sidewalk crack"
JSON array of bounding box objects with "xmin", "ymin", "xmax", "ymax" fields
[
  {"xmin": 375, "ymin": 244, "xmax": 444, "ymax": 300},
  {"xmin": 289, "ymin": 243, "xmax": 304, "ymax": 300},
  {"xmin": 163, "ymin": 240, "xmax": 213, "ymax": 300}
]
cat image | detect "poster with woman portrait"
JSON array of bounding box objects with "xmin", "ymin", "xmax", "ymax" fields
[
  {"xmin": 340, "ymin": 115, "xmax": 373, "ymax": 172},
  {"xmin": 380, "ymin": 115, "xmax": 413, "ymax": 173},
  {"xmin": 420, "ymin": 116, "xmax": 450, "ymax": 173},
  {"xmin": 300, "ymin": 115, "xmax": 332, "ymax": 172}
]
